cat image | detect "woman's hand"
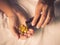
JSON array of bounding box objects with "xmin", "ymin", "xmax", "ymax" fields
[
  {"xmin": 0, "ymin": 1, "xmax": 20, "ymax": 38},
  {"xmin": 0, "ymin": 1, "xmax": 34, "ymax": 39},
  {"xmin": 14, "ymin": 10, "xmax": 34, "ymax": 39},
  {"xmin": 31, "ymin": 0, "xmax": 54, "ymax": 29}
]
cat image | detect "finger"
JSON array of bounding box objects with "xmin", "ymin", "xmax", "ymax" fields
[
  {"xmin": 27, "ymin": 31, "xmax": 30, "ymax": 34},
  {"xmin": 24, "ymin": 33, "xmax": 27, "ymax": 36},
  {"xmin": 36, "ymin": 5, "xmax": 48, "ymax": 28},
  {"xmin": 23, "ymin": 31, "xmax": 31, "ymax": 38},
  {"xmin": 26, "ymin": 29, "xmax": 34, "ymax": 38},
  {"xmin": 31, "ymin": 4, "xmax": 42, "ymax": 26},
  {"xmin": 27, "ymin": 33, "xmax": 31, "ymax": 38},
  {"xmin": 29, "ymin": 29, "xmax": 34, "ymax": 35},
  {"xmin": 20, "ymin": 34, "xmax": 27, "ymax": 40},
  {"xmin": 41, "ymin": 8, "xmax": 51, "ymax": 28},
  {"xmin": 27, "ymin": 29, "xmax": 34, "ymax": 35},
  {"xmin": 26, "ymin": 30, "xmax": 31, "ymax": 37}
]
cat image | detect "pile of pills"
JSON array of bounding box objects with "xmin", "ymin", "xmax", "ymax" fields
[{"xmin": 19, "ymin": 25, "xmax": 28, "ymax": 34}]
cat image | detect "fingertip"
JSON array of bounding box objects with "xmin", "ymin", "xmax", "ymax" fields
[
  {"xmin": 24, "ymin": 33, "xmax": 27, "ymax": 36},
  {"xmin": 31, "ymin": 22, "xmax": 35, "ymax": 26},
  {"xmin": 27, "ymin": 31, "xmax": 30, "ymax": 34},
  {"xmin": 36, "ymin": 26, "xmax": 40, "ymax": 29},
  {"xmin": 29, "ymin": 29, "xmax": 34, "ymax": 34},
  {"xmin": 20, "ymin": 34, "xmax": 27, "ymax": 40},
  {"xmin": 27, "ymin": 33, "xmax": 31, "ymax": 38}
]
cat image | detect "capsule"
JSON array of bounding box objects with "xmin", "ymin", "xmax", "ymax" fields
[{"xmin": 19, "ymin": 25, "xmax": 28, "ymax": 34}]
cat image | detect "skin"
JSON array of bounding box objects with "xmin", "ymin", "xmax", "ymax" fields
[
  {"xmin": 0, "ymin": 1, "xmax": 33, "ymax": 39},
  {"xmin": 0, "ymin": 0, "xmax": 54, "ymax": 39},
  {"xmin": 31, "ymin": 0, "xmax": 54, "ymax": 28},
  {"xmin": 0, "ymin": 1, "xmax": 19, "ymax": 38}
]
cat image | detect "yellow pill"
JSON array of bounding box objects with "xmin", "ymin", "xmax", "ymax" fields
[{"xmin": 19, "ymin": 25, "xmax": 28, "ymax": 34}]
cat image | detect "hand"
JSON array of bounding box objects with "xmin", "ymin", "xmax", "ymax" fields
[
  {"xmin": 19, "ymin": 29, "xmax": 34, "ymax": 40},
  {"xmin": 0, "ymin": 0, "xmax": 34, "ymax": 39},
  {"xmin": 8, "ymin": 15, "xmax": 20, "ymax": 38},
  {"xmin": 14, "ymin": 10, "xmax": 34, "ymax": 39},
  {"xmin": 31, "ymin": 0, "xmax": 54, "ymax": 29},
  {"xmin": 8, "ymin": 14, "xmax": 34, "ymax": 39},
  {"xmin": 0, "ymin": 1, "xmax": 21, "ymax": 39}
]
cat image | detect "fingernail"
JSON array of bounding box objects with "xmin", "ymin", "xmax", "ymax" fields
[
  {"xmin": 29, "ymin": 29, "xmax": 34, "ymax": 34},
  {"xmin": 36, "ymin": 26, "xmax": 39, "ymax": 29},
  {"xmin": 31, "ymin": 23, "xmax": 34, "ymax": 26}
]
